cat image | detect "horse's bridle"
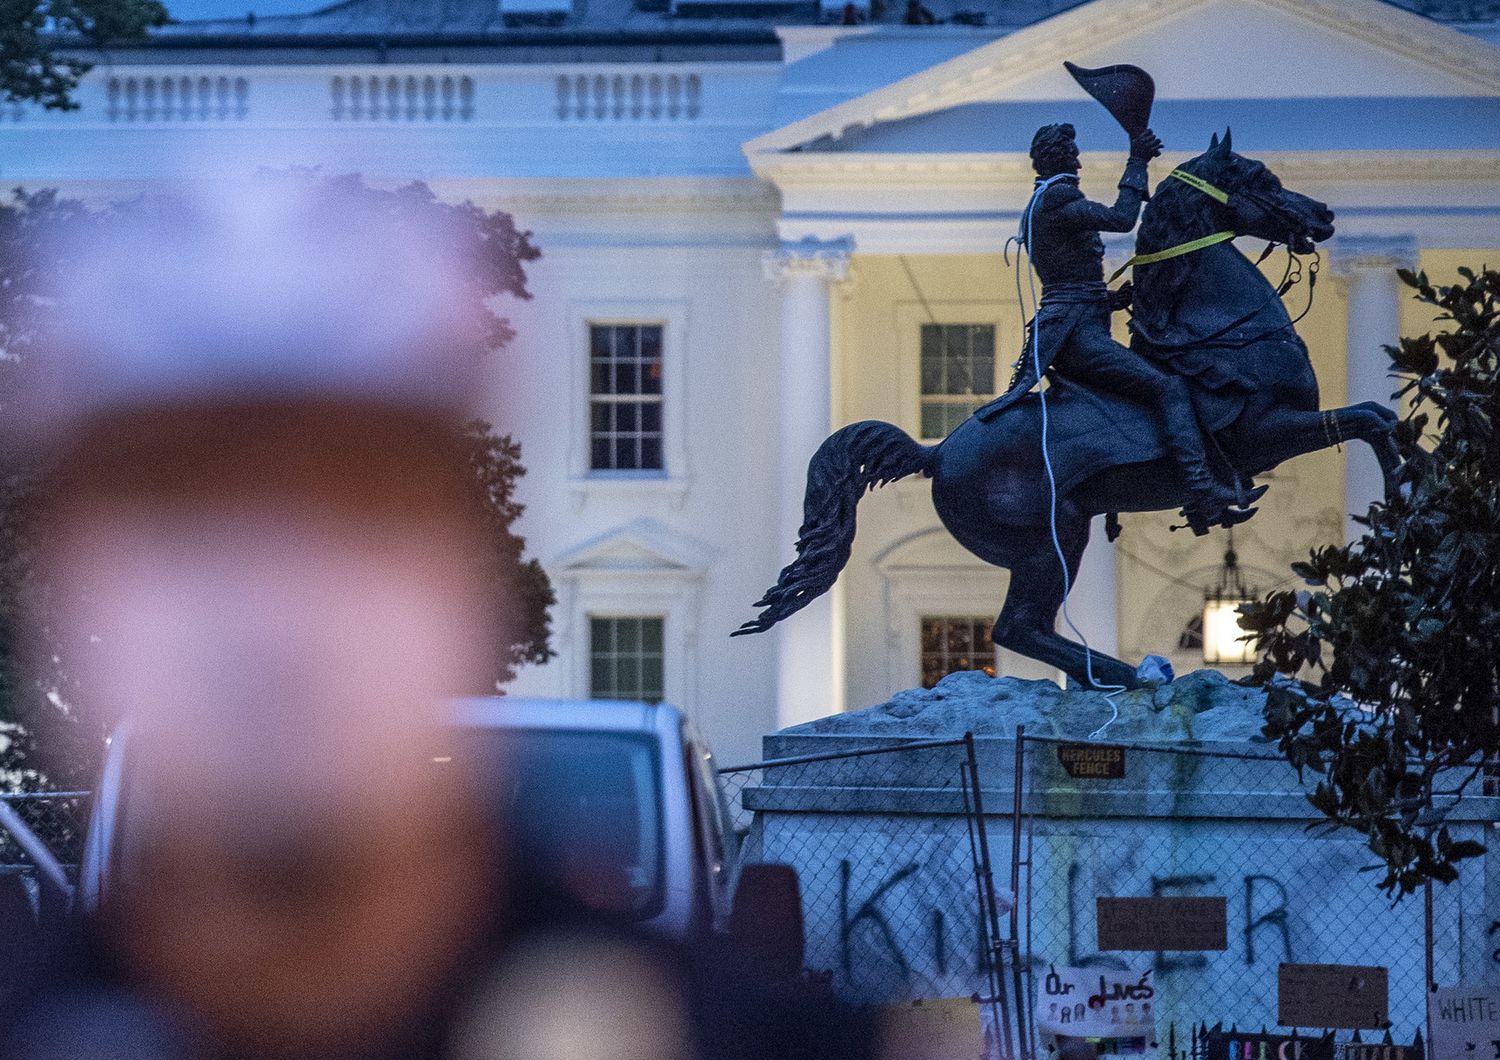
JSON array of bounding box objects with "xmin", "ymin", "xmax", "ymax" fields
[
  {"xmin": 1107, "ymin": 169, "xmax": 1236, "ymax": 282},
  {"xmin": 1114, "ymin": 167, "xmax": 1322, "ymax": 350}
]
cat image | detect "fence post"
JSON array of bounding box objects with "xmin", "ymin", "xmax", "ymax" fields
[
  {"xmin": 965, "ymin": 731, "xmax": 1016, "ymax": 1059},
  {"xmin": 1424, "ymin": 876, "xmax": 1435, "ymax": 1051},
  {"xmin": 0, "ymin": 798, "xmax": 73, "ymax": 904},
  {"xmin": 1011, "ymin": 726, "xmax": 1029, "ymax": 1060}
]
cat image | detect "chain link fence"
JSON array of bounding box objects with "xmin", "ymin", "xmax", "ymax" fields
[
  {"xmin": 0, "ymin": 790, "xmax": 90, "ymax": 912},
  {"xmin": 720, "ymin": 735, "xmax": 1024, "ymax": 1055},
  {"xmin": 1011, "ymin": 731, "xmax": 1496, "ymax": 1056}
]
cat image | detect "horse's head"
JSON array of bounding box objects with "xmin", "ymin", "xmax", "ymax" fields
[{"xmin": 1184, "ymin": 129, "xmax": 1336, "ymax": 253}]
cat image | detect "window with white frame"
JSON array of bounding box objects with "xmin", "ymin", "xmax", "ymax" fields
[
  {"xmin": 919, "ymin": 615, "xmax": 996, "ymax": 689},
  {"xmin": 589, "ymin": 323, "xmax": 664, "ymax": 472},
  {"xmin": 589, "ymin": 615, "xmax": 665, "ymax": 703},
  {"xmin": 919, "ymin": 323, "xmax": 997, "ymax": 440}
]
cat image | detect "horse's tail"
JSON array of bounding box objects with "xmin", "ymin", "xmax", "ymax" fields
[{"xmin": 733, "ymin": 421, "xmax": 935, "ymax": 636}]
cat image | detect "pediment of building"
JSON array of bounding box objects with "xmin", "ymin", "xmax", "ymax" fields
[
  {"xmin": 552, "ymin": 517, "xmax": 718, "ymax": 576},
  {"xmin": 747, "ymin": 0, "xmax": 1500, "ymax": 157}
]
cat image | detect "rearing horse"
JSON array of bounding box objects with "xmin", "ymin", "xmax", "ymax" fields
[{"xmin": 735, "ymin": 132, "xmax": 1402, "ymax": 690}]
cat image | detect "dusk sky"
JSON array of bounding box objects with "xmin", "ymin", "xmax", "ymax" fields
[{"xmin": 168, "ymin": 0, "xmax": 323, "ymax": 20}]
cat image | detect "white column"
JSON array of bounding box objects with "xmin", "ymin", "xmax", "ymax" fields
[
  {"xmin": 1332, "ymin": 235, "xmax": 1417, "ymax": 542},
  {"xmin": 1065, "ymin": 529, "xmax": 1118, "ymax": 659},
  {"xmin": 763, "ymin": 236, "xmax": 852, "ymax": 729}
]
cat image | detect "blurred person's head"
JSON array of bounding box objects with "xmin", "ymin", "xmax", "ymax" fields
[{"xmin": 17, "ymin": 176, "xmax": 513, "ymax": 1057}]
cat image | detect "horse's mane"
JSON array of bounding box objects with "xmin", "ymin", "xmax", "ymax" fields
[{"xmin": 1132, "ymin": 149, "xmax": 1231, "ymax": 342}]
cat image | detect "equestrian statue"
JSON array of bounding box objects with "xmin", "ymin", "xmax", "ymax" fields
[{"xmin": 734, "ymin": 62, "xmax": 1403, "ymax": 690}]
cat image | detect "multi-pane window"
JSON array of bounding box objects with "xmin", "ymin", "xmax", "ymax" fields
[
  {"xmin": 920, "ymin": 323, "xmax": 997, "ymax": 439},
  {"xmin": 920, "ymin": 615, "xmax": 996, "ymax": 689},
  {"xmin": 590, "ymin": 323, "xmax": 664, "ymax": 471},
  {"xmin": 590, "ymin": 615, "xmax": 665, "ymax": 704}
]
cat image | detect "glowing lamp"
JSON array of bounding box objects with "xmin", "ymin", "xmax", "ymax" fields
[{"xmin": 1202, "ymin": 530, "xmax": 1256, "ymax": 666}]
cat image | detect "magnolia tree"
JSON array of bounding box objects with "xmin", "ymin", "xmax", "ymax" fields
[
  {"xmin": 1242, "ymin": 266, "xmax": 1499, "ymax": 898},
  {"xmin": 0, "ymin": 178, "xmax": 555, "ymax": 787}
]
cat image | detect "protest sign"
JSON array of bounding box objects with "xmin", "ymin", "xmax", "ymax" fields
[
  {"xmin": 1429, "ymin": 986, "xmax": 1500, "ymax": 1060},
  {"xmin": 1036, "ymin": 964, "xmax": 1157, "ymax": 1041},
  {"xmin": 1098, "ymin": 896, "xmax": 1228, "ymax": 951},
  {"xmin": 1277, "ymin": 963, "xmax": 1388, "ymax": 1029}
]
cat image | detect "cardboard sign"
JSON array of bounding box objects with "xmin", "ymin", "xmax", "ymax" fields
[
  {"xmin": 1277, "ymin": 963, "xmax": 1389, "ymax": 1029},
  {"xmin": 1097, "ymin": 896, "xmax": 1228, "ymax": 951},
  {"xmin": 1206, "ymin": 1028, "xmax": 1336, "ymax": 1060},
  {"xmin": 879, "ymin": 997, "xmax": 983, "ymax": 1060},
  {"xmin": 1058, "ymin": 743, "xmax": 1127, "ymax": 779},
  {"xmin": 1036, "ymin": 964, "xmax": 1158, "ymax": 1040},
  {"xmin": 1344, "ymin": 1042, "xmax": 1423, "ymax": 1060},
  {"xmin": 1428, "ymin": 985, "xmax": 1500, "ymax": 1060}
]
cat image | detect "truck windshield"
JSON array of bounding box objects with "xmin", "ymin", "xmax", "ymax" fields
[{"xmin": 461, "ymin": 728, "xmax": 664, "ymax": 921}]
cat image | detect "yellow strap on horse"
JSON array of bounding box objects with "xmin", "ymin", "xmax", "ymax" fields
[
  {"xmin": 1107, "ymin": 169, "xmax": 1235, "ymax": 282},
  {"xmin": 1166, "ymin": 168, "xmax": 1230, "ymax": 204},
  {"xmin": 1108, "ymin": 230, "xmax": 1236, "ymax": 282}
]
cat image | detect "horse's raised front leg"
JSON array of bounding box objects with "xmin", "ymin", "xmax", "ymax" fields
[
  {"xmin": 1246, "ymin": 403, "xmax": 1401, "ymax": 500},
  {"xmin": 992, "ymin": 520, "xmax": 1141, "ymax": 690}
]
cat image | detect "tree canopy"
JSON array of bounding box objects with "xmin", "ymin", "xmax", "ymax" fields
[
  {"xmin": 1243, "ymin": 266, "xmax": 1499, "ymax": 898},
  {"xmin": 2, "ymin": 0, "xmax": 169, "ymax": 111}
]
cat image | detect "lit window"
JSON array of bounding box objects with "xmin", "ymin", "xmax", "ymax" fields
[
  {"xmin": 920, "ymin": 323, "xmax": 996, "ymax": 440},
  {"xmin": 920, "ymin": 615, "xmax": 996, "ymax": 689},
  {"xmin": 590, "ymin": 616, "xmax": 665, "ymax": 703},
  {"xmin": 590, "ymin": 323, "xmax": 664, "ymax": 471}
]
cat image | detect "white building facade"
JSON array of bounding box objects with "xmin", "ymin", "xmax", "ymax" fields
[{"xmin": 6, "ymin": 0, "xmax": 1499, "ymax": 762}]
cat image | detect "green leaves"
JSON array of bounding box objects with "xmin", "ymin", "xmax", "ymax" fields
[
  {"xmin": 1250, "ymin": 266, "xmax": 1500, "ymax": 898},
  {"xmin": 0, "ymin": 0, "xmax": 168, "ymax": 111}
]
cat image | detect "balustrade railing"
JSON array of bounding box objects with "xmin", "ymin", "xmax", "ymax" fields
[{"xmin": 106, "ymin": 75, "xmax": 249, "ymax": 122}]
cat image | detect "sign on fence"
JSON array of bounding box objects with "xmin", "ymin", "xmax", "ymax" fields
[
  {"xmin": 1097, "ymin": 896, "xmax": 1228, "ymax": 951},
  {"xmin": 1205, "ymin": 1027, "xmax": 1336, "ymax": 1060},
  {"xmin": 1036, "ymin": 964, "xmax": 1158, "ymax": 1040},
  {"xmin": 879, "ymin": 997, "xmax": 984, "ymax": 1059},
  {"xmin": 1277, "ymin": 963, "xmax": 1389, "ymax": 1030},
  {"xmin": 1057, "ymin": 743, "xmax": 1127, "ymax": 779},
  {"xmin": 1428, "ymin": 986, "xmax": 1500, "ymax": 1060}
]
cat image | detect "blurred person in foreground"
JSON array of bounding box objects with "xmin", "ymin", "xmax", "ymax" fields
[{"xmin": 0, "ymin": 177, "xmax": 879, "ymax": 1060}]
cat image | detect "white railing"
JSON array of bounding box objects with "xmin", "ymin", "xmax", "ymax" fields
[
  {"xmin": 555, "ymin": 71, "xmax": 701, "ymax": 121},
  {"xmin": 106, "ymin": 75, "xmax": 249, "ymax": 122},
  {"xmin": 330, "ymin": 74, "xmax": 475, "ymax": 121}
]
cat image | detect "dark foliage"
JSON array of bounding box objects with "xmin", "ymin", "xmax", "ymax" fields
[
  {"xmin": 0, "ymin": 177, "xmax": 553, "ymax": 787},
  {"xmin": 1242, "ymin": 266, "xmax": 1499, "ymax": 897},
  {"xmin": 465, "ymin": 420, "xmax": 556, "ymax": 686},
  {"xmin": 1, "ymin": 0, "xmax": 168, "ymax": 111}
]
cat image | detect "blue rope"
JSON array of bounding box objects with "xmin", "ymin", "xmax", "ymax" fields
[{"xmin": 1016, "ymin": 175, "xmax": 1126, "ymax": 736}]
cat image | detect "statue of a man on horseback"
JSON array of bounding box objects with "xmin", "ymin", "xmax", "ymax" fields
[
  {"xmin": 735, "ymin": 62, "xmax": 1401, "ymax": 691},
  {"xmin": 973, "ymin": 72, "xmax": 1259, "ymax": 535}
]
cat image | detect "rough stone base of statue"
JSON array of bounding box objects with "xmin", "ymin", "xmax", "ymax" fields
[{"xmin": 768, "ymin": 667, "xmax": 1270, "ymax": 749}]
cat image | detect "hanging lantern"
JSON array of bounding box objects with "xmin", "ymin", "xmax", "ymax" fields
[{"xmin": 1202, "ymin": 529, "xmax": 1257, "ymax": 666}]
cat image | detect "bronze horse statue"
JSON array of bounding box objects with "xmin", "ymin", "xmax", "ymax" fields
[{"xmin": 735, "ymin": 133, "xmax": 1402, "ymax": 689}]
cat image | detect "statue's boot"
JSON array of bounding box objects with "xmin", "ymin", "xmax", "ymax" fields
[{"xmin": 1157, "ymin": 396, "xmax": 1243, "ymax": 536}]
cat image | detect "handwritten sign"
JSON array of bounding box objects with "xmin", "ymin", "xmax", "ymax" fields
[
  {"xmin": 1097, "ymin": 896, "xmax": 1228, "ymax": 951},
  {"xmin": 1278, "ymin": 963, "xmax": 1388, "ymax": 1029},
  {"xmin": 1344, "ymin": 1042, "xmax": 1423, "ymax": 1060},
  {"xmin": 1036, "ymin": 964, "xmax": 1157, "ymax": 1040},
  {"xmin": 1206, "ymin": 1028, "xmax": 1335, "ymax": 1060},
  {"xmin": 1058, "ymin": 743, "xmax": 1126, "ymax": 779},
  {"xmin": 879, "ymin": 997, "xmax": 983, "ymax": 1059},
  {"xmin": 1429, "ymin": 985, "xmax": 1500, "ymax": 1060}
]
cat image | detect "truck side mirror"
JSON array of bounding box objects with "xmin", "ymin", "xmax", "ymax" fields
[{"xmin": 729, "ymin": 862, "xmax": 804, "ymax": 980}]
